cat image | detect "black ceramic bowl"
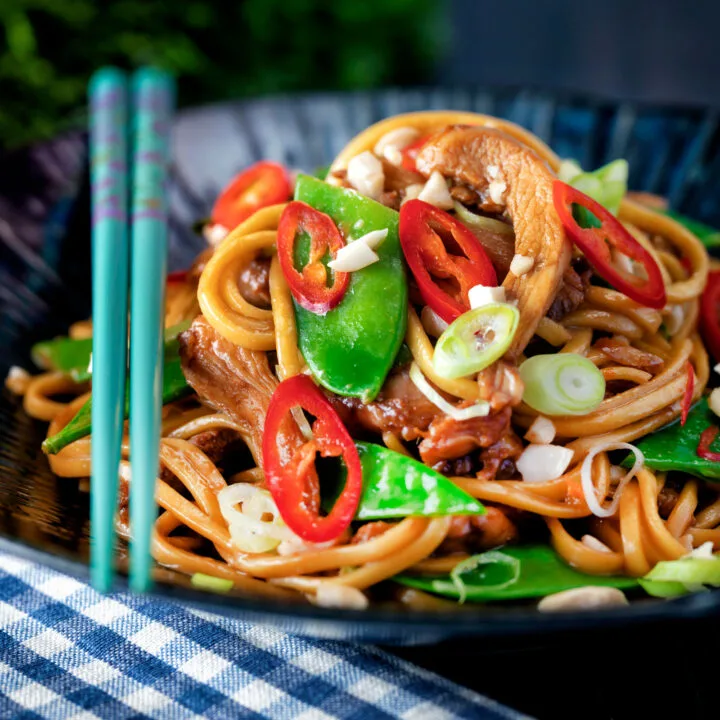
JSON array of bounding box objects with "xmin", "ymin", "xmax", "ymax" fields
[{"xmin": 2, "ymin": 88, "xmax": 720, "ymax": 644}]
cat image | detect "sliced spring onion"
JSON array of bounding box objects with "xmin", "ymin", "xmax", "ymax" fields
[
  {"xmin": 191, "ymin": 573, "xmax": 234, "ymax": 593},
  {"xmin": 557, "ymin": 158, "xmax": 628, "ymax": 215},
  {"xmin": 519, "ymin": 353, "xmax": 605, "ymax": 416},
  {"xmin": 516, "ymin": 444, "xmax": 573, "ymax": 483},
  {"xmin": 450, "ymin": 551, "xmax": 521, "ymax": 604},
  {"xmin": 453, "ymin": 202, "xmax": 515, "ymax": 236},
  {"xmin": 218, "ymin": 483, "xmax": 297, "ymax": 553},
  {"xmin": 409, "ymin": 362, "xmax": 489, "ymax": 421},
  {"xmin": 639, "ymin": 544, "xmax": 720, "ymax": 598},
  {"xmin": 432, "ymin": 303, "xmax": 520, "ymax": 380},
  {"xmin": 580, "ymin": 442, "xmax": 644, "ymax": 518}
]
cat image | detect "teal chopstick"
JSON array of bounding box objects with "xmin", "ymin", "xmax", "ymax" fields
[
  {"xmin": 89, "ymin": 68, "xmax": 129, "ymax": 592},
  {"xmin": 129, "ymin": 68, "xmax": 175, "ymax": 592}
]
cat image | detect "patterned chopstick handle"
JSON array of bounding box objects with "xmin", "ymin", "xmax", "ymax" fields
[
  {"xmin": 88, "ymin": 67, "xmax": 129, "ymax": 592},
  {"xmin": 128, "ymin": 68, "xmax": 175, "ymax": 593},
  {"xmin": 132, "ymin": 69, "xmax": 174, "ymax": 224}
]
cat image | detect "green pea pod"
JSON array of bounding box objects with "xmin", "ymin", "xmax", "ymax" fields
[
  {"xmin": 293, "ymin": 175, "xmax": 407, "ymax": 402},
  {"xmin": 395, "ymin": 544, "xmax": 637, "ymax": 602},
  {"xmin": 323, "ymin": 442, "xmax": 484, "ymax": 519},
  {"xmin": 624, "ymin": 399, "xmax": 720, "ymax": 480},
  {"xmin": 32, "ymin": 336, "xmax": 92, "ymax": 379},
  {"xmin": 31, "ymin": 321, "xmax": 191, "ymax": 383},
  {"xmin": 42, "ymin": 356, "xmax": 191, "ymax": 455},
  {"xmin": 662, "ymin": 209, "xmax": 720, "ymax": 251}
]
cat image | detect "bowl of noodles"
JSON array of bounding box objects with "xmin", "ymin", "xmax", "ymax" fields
[{"xmin": 2, "ymin": 89, "xmax": 720, "ymax": 642}]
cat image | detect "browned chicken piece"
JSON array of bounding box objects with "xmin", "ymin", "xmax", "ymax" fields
[
  {"xmin": 188, "ymin": 428, "xmax": 240, "ymax": 464},
  {"xmin": 418, "ymin": 407, "xmax": 513, "ymax": 470},
  {"xmin": 379, "ymin": 190, "xmax": 401, "ymax": 210},
  {"xmin": 238, "ymin": 256, "xmax": 271, "ymax": 309},
  {"xmin": 594, "ymin": 337, "xmax": 664, "ymax": 373},
  {"xmin": 187, "ymin": 247, "xmax": 214, "ymax": 283},
  {"xmin": 351, "ymin": 521, "xmax": 392, "ymax": 544},
  {"xmin": 179, "ymin": 316, "xmax": 306, "ymax": 466},
  {"xmin": 476, "ymin": 361, "xmax": 524, "ymax": 413},
  {"xmin": 546, "ymin": 265, "xmax": 590, "ymax": 321},
  {"xmin": 477, "ymin": 429, "xmax": 524, "ymax": 481},
  {"xmin": 329, "ymin": 365, "xmax": 440, "ymax": 441},
  {"xmin": 415, "ymin": 125, "xmax": 572, "ymax": 356},
  {"xmin": 626, "ymin": 191, "xmax": 668, "ymax": 211},
  {"xmin": 333, "ymin": 364, "xmax": 518, "ymax": 469},
  {"xmin": 380, "ymin": 158, "xmax": 425, "ymax": 191},
  {"xmin": 158, "ymin": 428, "xmax": 239, "ymax": 484},
  {"xmin": 441, "ymin": 505, "xmax": 519, "ymax": 554},
  {"xmin": 461, "ymin": 221, "xmax": 516, "ymax": 279}
]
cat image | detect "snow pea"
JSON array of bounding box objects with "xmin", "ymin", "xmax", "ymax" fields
[
  {"xmin": 663, "ymin": 210, "xmax": 720, "ymax": 251},
  {"xmin": 626, "ymin": 399, "xmax": 720, "ymax": 480},
  {"xmin": 32, "ymin": 336, "xmax": 93, "ymax": 382},
  {"xmin": 32, "ymin": 321, "xmax": 191, "ymax": 383},
  {"xmin": 42, "ymin": 355, "xmax": 191, "ymax": 455},
  {"xmin": 330, "ymin": 442, "xmax": 485, "ymax": 520},
  {"xmin": 293, "ymin": 175, "xmax": 407, "ymax": 402},
  {"xmin": 395, "ymin": 544, "xmax": 637, "ymax": 602}
]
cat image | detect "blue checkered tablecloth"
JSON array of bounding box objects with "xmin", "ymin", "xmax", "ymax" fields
[{"xmin": 0, "ymin": 553, "xmax": 526, "ymax": 720}]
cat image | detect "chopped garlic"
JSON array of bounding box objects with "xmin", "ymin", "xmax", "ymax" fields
[
  {"xmin": 347, "ymin": 151, "xmax": 384, "ymax": 200},
  {"xmin": 373, "ymin": 127, "xmax": 419, "ymax": 156},
  {"xmin": 709, "ymin": 388, "xmax": 720, "ymax": 418},
  {"xmin": 517, "ymin": 444, "xmax": 573, "ymax": 483},
  {"xmin": 538, "ymin": 586, "xmax": 628, "ymax": 612},
  {"xmin": 383, "ymin": 146, "xmax": 404, "ymax": 166},
  {"xmin": 581, "ymin": 535, "xmax": 612, "ymax": 553},
  {"xmin": 5, "ymin": 366, "xmax": 30, "ymax": 395},
  {"xmin": 487, "ymin": 165, "xmax": 499, "ymax": 179},
  {"xmin": 488, "ymin": 179, "xmax": 507, "ymax": 205},
  {"xmin": 509, "ymin": 254, "xmax": 534, "ymax": 276},
  {"xmin": 314, "ymin": 584, "xmax": 369, "ymax": 610},
  {"xmin": 204, "ymin": 223, "xmax": 229, "ymax": 246},
  {"xmin": 417, "ymin": 171, "xmax": 454, "ymax": 210},
  {"xmin": 328, "ymin": 242, "xmax": 379, "ymax": 272},
  {"xmin": 354, "ymin": 228, "xmax": 388, "ymax": 250},
  {"xmin": 715, "ymin": 362, "xmax": 720, "ymax": 376},
  {"xmin": 402, "ymin": 183, "xmax": 425, "ymax": 204},
  {"xmin": 468, "ymin": 284, "xmax": 506, "ymax": 309},
  {"xmin": 524, "ymin": 416, "xmax": 556, "ymax": 444}
]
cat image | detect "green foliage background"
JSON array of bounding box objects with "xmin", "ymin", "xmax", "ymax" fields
[{"xmin": 0, "ymin": 0, "xmax": 443, "ymax": 148}]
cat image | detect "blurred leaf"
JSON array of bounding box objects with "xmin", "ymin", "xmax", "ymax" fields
[
  {"xmin": 5, "ymin": 12, "xmax": 37, "ymax": 61},
  {"xmin": 0, "ymin": 0, "xmax": 443, "ymax": 148}
]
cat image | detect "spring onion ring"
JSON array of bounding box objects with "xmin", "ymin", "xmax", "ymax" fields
[
  {"xmin": 519, "ymin": 353, "xmax": 606, "ymax": 416},
  {"xmin": 432, "ymin": 303, "xmax": 520, "ymax": 380}
]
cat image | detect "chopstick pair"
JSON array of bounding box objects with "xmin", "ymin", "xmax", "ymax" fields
[{"xmin": 88, "ymin": 67, "xmax": 174, "ymax": 593}]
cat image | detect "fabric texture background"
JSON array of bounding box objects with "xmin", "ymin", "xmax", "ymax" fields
[{"xmin": 0, "ymin": 552, "xmax": 527, "ymax": 719}]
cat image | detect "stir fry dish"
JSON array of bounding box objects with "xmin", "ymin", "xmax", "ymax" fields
[{"xmin": 10, "ymin": 111, "xmax": 720, "ymax": 612}]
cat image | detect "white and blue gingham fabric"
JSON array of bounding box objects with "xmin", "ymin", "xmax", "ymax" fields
[{"xmin": 0, "ymin": 553, "xmax": 526, "ymax": 720}]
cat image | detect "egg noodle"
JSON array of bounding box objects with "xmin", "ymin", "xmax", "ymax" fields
[{"xmin": 14, "ymin": 111, "xmax": 720, "ymax": 609}]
